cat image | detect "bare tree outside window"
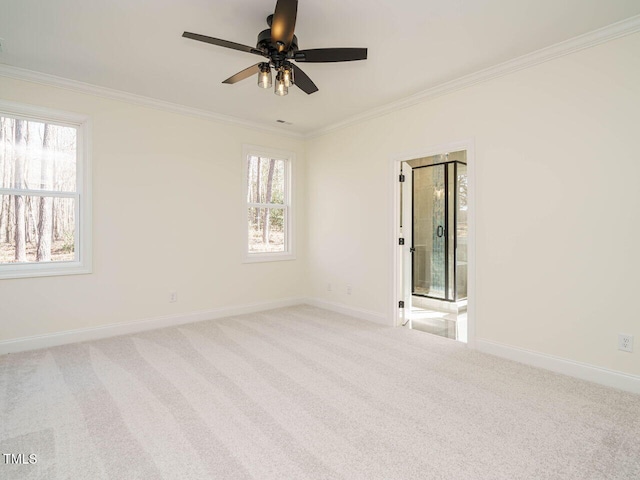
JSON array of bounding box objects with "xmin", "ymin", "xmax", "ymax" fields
[
  {"xmin": 0, "ymin": 115, "xmax": 77, "ymax": 264},
  {"xmin": 246, "ymin": 155, "xmax": 287, "ymax": 254},
  {"xmin": 13, "ymin": 119, "xmax": 27, "ymax": 262}
]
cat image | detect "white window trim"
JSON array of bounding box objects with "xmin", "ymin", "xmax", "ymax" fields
[
  {"xmin": 242, "ymin": 144, "xmax": 295, "ymax": 263},
  {"xmin": 0, "ymin": 100, "xmax": 92, "ymax": 280}
]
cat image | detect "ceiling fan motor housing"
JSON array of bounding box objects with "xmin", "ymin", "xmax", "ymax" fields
[{"xmin": 257, "ymin": 29, "xmax": 299, "ymax": 64}]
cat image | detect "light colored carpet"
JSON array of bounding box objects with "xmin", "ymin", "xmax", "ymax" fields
[{"xmin": 1, "ymin": 305, "xmax": 639, "ymax": 479}]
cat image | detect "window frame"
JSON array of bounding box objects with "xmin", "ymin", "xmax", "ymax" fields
[
  {"xmin": 0, "ymin": 100, "xmax": 92, "ymax": 280},
  {"xmin": 242, "ymin": 144, "xmax": 295, "ymax": 263}
]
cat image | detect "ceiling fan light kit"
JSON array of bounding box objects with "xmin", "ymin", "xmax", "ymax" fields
[
  {"xmin": 258, "ymin": 63, "xmax": 272, "ymax": 88},
  {"xmin": 182, "ymin": 0, "xmax": 367, "ymax": 96},
  {"xmin": 282, "ymin": 65, "xmax": 293, "ymax": 87},
  {"xmin": 275, "ymin": 70, "xmax": 288, "ymax": 96}
]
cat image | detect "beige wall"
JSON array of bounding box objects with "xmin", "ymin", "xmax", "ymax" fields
[
  {"xmin": 0, "ymin": 77, "xmax": 307, "ymax": 341},
  {"xmin": 1, "ymin": 32, "xmax": 638, "ymax": 378},
  {"xmin": 305, "ymin": 33, "xmax": 640, "ymax": 376}
]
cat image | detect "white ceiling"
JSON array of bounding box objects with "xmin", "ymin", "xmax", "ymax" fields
[{"xmin": 1, "ymin": 0, "xmax": 639, "ymax": 134}]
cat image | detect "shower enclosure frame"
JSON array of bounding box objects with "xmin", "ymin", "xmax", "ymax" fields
[{"xmin": 411, "ymin": 160, "xmax": 467, "ymax": 303}]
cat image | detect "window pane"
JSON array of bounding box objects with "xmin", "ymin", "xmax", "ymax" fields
[
  {"xmin": 248, "ymin": 207, "xmax": 286, "ymax": 253},
  {"xmin": 246, "ymin": 156, "xmax": 285, "ymax": 204},
  {"xmin": 0, "ymin": 195, "xmax": 76, "ymax": 264},
  {"xmin": 0, "ymin": 116, "xmax": 77, "ymax": 192}
]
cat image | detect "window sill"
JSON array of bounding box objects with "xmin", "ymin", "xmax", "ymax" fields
[
  {"xmin": 243, "ymin": 253, "xmax": 296, "ymax": 264},
  {"xmin": 0, "ymin": 261, "xmax": 92, "ymax": 280}
]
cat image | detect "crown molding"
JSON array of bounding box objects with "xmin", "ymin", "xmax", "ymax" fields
[
  {"xmin": 306, "ymin": 14, "xmax": 640, "ymax": 139},
  {"xmin": 1, "ymin": 15, "xmax": 638, "ymax": 139},
  {"xmin": 0, "ymin": 64, "xmax": 305, "ymax": 139}
]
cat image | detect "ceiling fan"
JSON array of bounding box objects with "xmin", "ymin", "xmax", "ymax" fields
[{"xmin": 182, "ymin": 0, "xmax": 367, "ymax": 96}]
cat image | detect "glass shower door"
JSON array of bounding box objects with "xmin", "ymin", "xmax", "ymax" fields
[{"xmin": 412, "ymin": 164, "xmax": 446, "ymax": 299}]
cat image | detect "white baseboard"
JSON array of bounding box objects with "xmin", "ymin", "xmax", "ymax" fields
[
  {"xmin": 5, "ymin": 300, "xmax": 637, "ymax": 395},
  {"xmin": 0, "ymin": 297, "xmax": 305, "ymax": 355},
  {"xmin": 304, "ymin": 298, "xmax": 390, "ymax": 326},
  {"xmin": 476, "ymin": 338, "xmax": 640, "ymax": 395}
]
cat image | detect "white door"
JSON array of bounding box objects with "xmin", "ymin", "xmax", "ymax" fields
[{"xmin": 400, "ymin": 163, "xmax": 413, "ymax": 327}]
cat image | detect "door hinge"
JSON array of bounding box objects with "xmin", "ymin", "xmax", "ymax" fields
[
  {"xmin": 399, "ymin": 174, "xmax": 405, "ymax": 182},
  {"xmin": 398, "ymin": 238, "xmax": 405, "ymax": 245},
  {"xmin": 398, "ymin": 301, "xmax": 405, "ymax": 308}
]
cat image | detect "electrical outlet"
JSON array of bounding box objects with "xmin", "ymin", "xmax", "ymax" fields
[
  {"xmin": 346, "ymin": 285, "xmax": 352, "ymax": 295},
  {"xmin": 327, "ymin": 283, "xmax": 332, "ymax": 292},
  {"xmin": 618, "ymin": 334, "xmax": 633, "ymax": 353},
  {"xmin": 169, "ymin": 291, "xmax": 178, "ymax": 303}
]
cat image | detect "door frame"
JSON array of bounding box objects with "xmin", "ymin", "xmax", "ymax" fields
[{"xmin": 389, "ymin": 139, "xmax": 476, "ymax": 346}]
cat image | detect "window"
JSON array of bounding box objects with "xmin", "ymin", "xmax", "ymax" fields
[
  {"xmin": 243, "ymin": 145, "xmax": 294, "ymax": 262},
  {"xmin": 0, "ymin": 101, "xmax": 91, "ymax": 279}
]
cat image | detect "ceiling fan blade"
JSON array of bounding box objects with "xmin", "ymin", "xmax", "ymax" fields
[
  {"xmin": 271, "ymin": 0, "xmax": 297, "ymax": 52},
  {"xmin": 222, "ymin": 63, "xmax": 262, "ymax": 84},
  {"xmin": 294, "ymin": 48, "xmax": 368, "ymax": 63},
  {"xmin": 182, "ymin": 32, "xmax": 264, "ymax": 56},
  {"xmin": 292, "ymin": 64, "xmax": 318, "ymax": 94}
]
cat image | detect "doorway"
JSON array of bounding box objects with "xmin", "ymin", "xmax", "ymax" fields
[{"xmin": 396, "ymin": 149, "xmax": 469, "ymax": 342}]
